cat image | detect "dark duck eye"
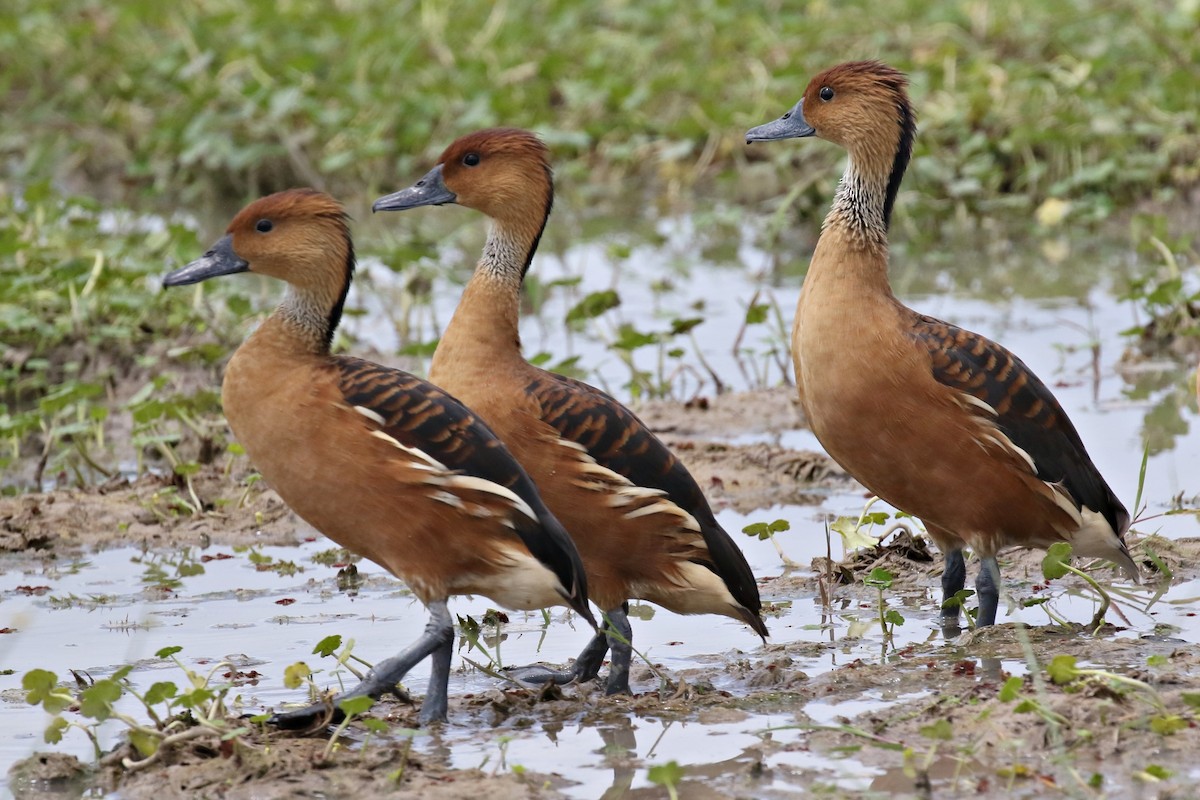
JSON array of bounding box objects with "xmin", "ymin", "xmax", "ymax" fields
[
  {"xmin": 819, "ymin": 86, "xmax": 835, "ymax": 102},
  {"xmin": 463, "ymin": 153, "xmax": 481, "ymax": 167},
  {"xmin": 255, "ymin": 219, "xmax": 273, "ymax": 233}
]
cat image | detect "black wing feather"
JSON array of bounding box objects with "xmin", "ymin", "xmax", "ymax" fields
[
  {"xmin": 527, "ymin": 371, "xmax": 764, "ymax": 629},
  {"xmin": 909, "ymin": 315, "xmax": 1129, "ymax": 537},
  {"xmin": 334, "ymin": 356, "xmax": 594, "ymax": 625}
]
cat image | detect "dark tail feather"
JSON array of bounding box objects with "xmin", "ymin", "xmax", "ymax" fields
[{"xmin": 513, "ymin": 510, "xmax": 597, "ymax": 630}]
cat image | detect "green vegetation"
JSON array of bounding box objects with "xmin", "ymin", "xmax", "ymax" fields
[
  {"xmin": 742, "ymin": 517, "xmax": 799, "ymax": 568},
  {"xmin": 23, "ymin": 645, "xmax": 248, "ymax": 768},
  {"xmin": 647, "ymin": 760, "xmax": 684, "ymax": 800},
  {"xmin": 23, "ymin": 641, "xmax": 419, "ymax": 773},
  {"xmin": 2, "ymin": 0, "xmax": 1196, "ymax": 214},
  {"xmin": 0, "ymin": 184, "xmax": 235, "ymax": 487},
  {"xmin": 863, "ymin": 567, "xmax": 905, "ymax": 641}
]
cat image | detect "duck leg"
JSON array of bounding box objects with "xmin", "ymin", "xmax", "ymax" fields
[
  {"xmin": 939, "ymin": 548, "xmax": 967, "ymax": 636},
  {"xmin": 506, "ymin": 603, "xmax": 637, "ymax": 694},
  {"xmin": 570, "ymin": 623, "xmax": 614, "ymax": 682},
  {"xmin": 418, "ymin": 612, "xmax": 455, "ymax": 725},
  {"xmin": 940, "ymin": 548, "xmax": 966, "ymax": 619},
  {"xmin": 506, "ymin": 608, "xmax": 619, "ymax": 687},
  {"xmin": 975, "ymin": 557, "xmax": 1001, "ymax": 627},
  {"xmin": 270, "ymin": 599, "xmax": 454, "ymax": 730},
  {"xmin": 602, "ymin": 603, "xmax": 633, "ymax": 695}
]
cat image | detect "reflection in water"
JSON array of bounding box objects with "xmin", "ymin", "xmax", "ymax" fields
[
  {"xmin": 597, "ymin": 717, "xmax": 638, "ymax": 799},
  {"xmin": 586, "ymin": 714, "xmax": 772, "ymax": 799}
]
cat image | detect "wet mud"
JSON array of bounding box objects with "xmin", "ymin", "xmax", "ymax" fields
[{"xmin": 4, "ymin": 389, "xmax": 1200, "ymax": 799}]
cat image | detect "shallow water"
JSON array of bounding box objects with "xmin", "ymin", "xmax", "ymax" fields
[
  {"xmin": 3, "ymin": 206, "xmax": 1199, "ymax": 795},
  {"xmin": 0, "ymin": 508, "xmax": 1195, "ymax": 795}
]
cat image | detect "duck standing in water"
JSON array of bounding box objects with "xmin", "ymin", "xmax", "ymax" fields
[
  {"xmin": 746, "ymin": 61, "xmax": 1138, "ymax": 626},
  {"xmin": 163, "ymin": 189, "xmax": 593, "ymax": 727},
  {"xmin": 373, "ymin": 129, "xmax": 767, "ymax": 693}
]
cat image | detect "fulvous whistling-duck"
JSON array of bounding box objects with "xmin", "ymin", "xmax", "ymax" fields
[
  {"xmin": 746, "ymin": 61, "xmax": 1139, "ymax": 627},
  {"xmin": 372, "ymin": 129, "xmax": 767, "ymax": 693},
  {"xmin": 162, "ymin": 189, "xmax": 593, "ymax": 726}
]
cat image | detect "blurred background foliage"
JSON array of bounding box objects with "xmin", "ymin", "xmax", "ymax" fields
[{"xmin": 0, "ymin": 0, "xmax": 1196, "ymax": 217}]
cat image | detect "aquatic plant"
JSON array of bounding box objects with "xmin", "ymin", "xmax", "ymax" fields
[
  {"xmin": 22, "ymin": 646, "xmax": 247, "ymax": 770},
  {"xmin": 742, "ymin": 518, "xmax": 798, "ymax": 568},
  {"xmin": 863, "ymin": 568, "xmax": 905, "ymax": 642},
  {"xmin": 647, "ymin": 760, "xmax": 684, "ymax": 800},
  {"xmin": 4, "ymin": 1, "xmax": 1196, "ymax": 215}
]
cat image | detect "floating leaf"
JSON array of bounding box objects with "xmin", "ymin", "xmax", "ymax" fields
[
  {"xmin": 1041, "ymin": 542, "xmax": 1073, "ymax": 580},
  {"xmin": 283, "ymin": 662, "xmax": 312, "ymax": 690},
  {"xmin": 1149, "ymin": 715, "xmax": 1187, "ymax": 736},
  {"xmin": 313, "ymin": 635, "xmax": 343, "ymax": 657},
  {"xmin": 864, "ymin": 568, "xmax": 895, "ymax": 589},
  {"xmin": 647, "ymin": 760, "xmax": 684, "ymax": 787},
  {"xmin": 919, "ymin": 718, "xmax": 953, "ymax": 741},
  {"xmin": 144, "ymin": 681, "xmax": 178, "ymax": 706},
  {"xmin": 338, "ymin": 695, "xmax": 375, "ymax": 717},
  {"xmin": 44, "ymin": 717, "xmax": 69, "ymax": 744},
  {"xmin": 669, "ymin": 317, "xmax": 703, "ymax": 334},
  {"xmin": 1046, "ymin": 655, "xmax": 1079, "ymax": 685},
  {"xmin": 744, "ymin": 303, "xmax": 769, "ymax": 325},
  {"xmin": 998, "ymin": 676, "xmax": 1024, "ymax": 702},
  {"xmin": 79, "ymin": 679, "xmax": 123, "ymax": 721},
  {"xmin": 830, "ymin": 515, "xmax": 878, "ymax": 553},
  {"xmin": 23, "ymin": 669, "xmax": 58, "ymax": 704},
  {"xmin": 129, "ymin": 729, "xmax": 161, "ymax": 758},
  {"xmin": 176, "ymin": 686, "xmax": 215, "ymax": 709},
  {"xmin": 565, "ymin": 290, "xmax": 619, "ymax": 324}
]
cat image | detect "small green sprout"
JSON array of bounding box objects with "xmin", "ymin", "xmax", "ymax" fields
[
  {"xmin": 322, "ymin": 695, "xmax": 377, "ymax": 761},
  {"xmin": 23, "ymin": 645, "xmax": 242, "ymax": 768},
  {"xmin": 863, "ymin": 567, "xmax": 904, "ymax": 640},
  {"xmin": 1041, "ymin": 542, "xmax": 1115, "ymax": 630},
  {"xmin": 647, "ymin": 760, "xmax": 684, "ymax": 800},
  {"xmin": 742, "ymin": 518, "xmax": 797, "ymax": 567}
]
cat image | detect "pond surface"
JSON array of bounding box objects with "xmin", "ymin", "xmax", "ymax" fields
[
  {"xmin": 4, "ymin": 519, "xmax": 1196, "ymax": 797},
  {"xmin": 2, "ymin": 201, "xmax": 1198, "ymax": 796}
]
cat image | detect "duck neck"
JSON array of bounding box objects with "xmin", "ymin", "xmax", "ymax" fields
[
  {"xmin": 820, "ymin": 111, "xmax": 913, "ymax": 256},
  {"xmin": 822, "ymin": 159, "xmax": 890, "ymax": 253},
  {"xmin": 434, "ymin": 210, "xmax": 547, "ymax": 369},
  {"xmin": 249, "ymin": 244, "xmax": 354, "ymax": 359}
]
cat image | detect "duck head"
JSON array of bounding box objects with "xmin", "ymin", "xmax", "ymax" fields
[
  {"xmin": 746, "ymin": 60, "xmax": 914, "ymax": 157},
  {"xmin": 373, "ymin": 128, "xmax": 553, "ymax": 227}
]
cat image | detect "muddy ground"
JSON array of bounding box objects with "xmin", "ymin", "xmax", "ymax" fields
[{"xmin": 4, "ymin": 388, "xmax": 1199, "ymax": 799}]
